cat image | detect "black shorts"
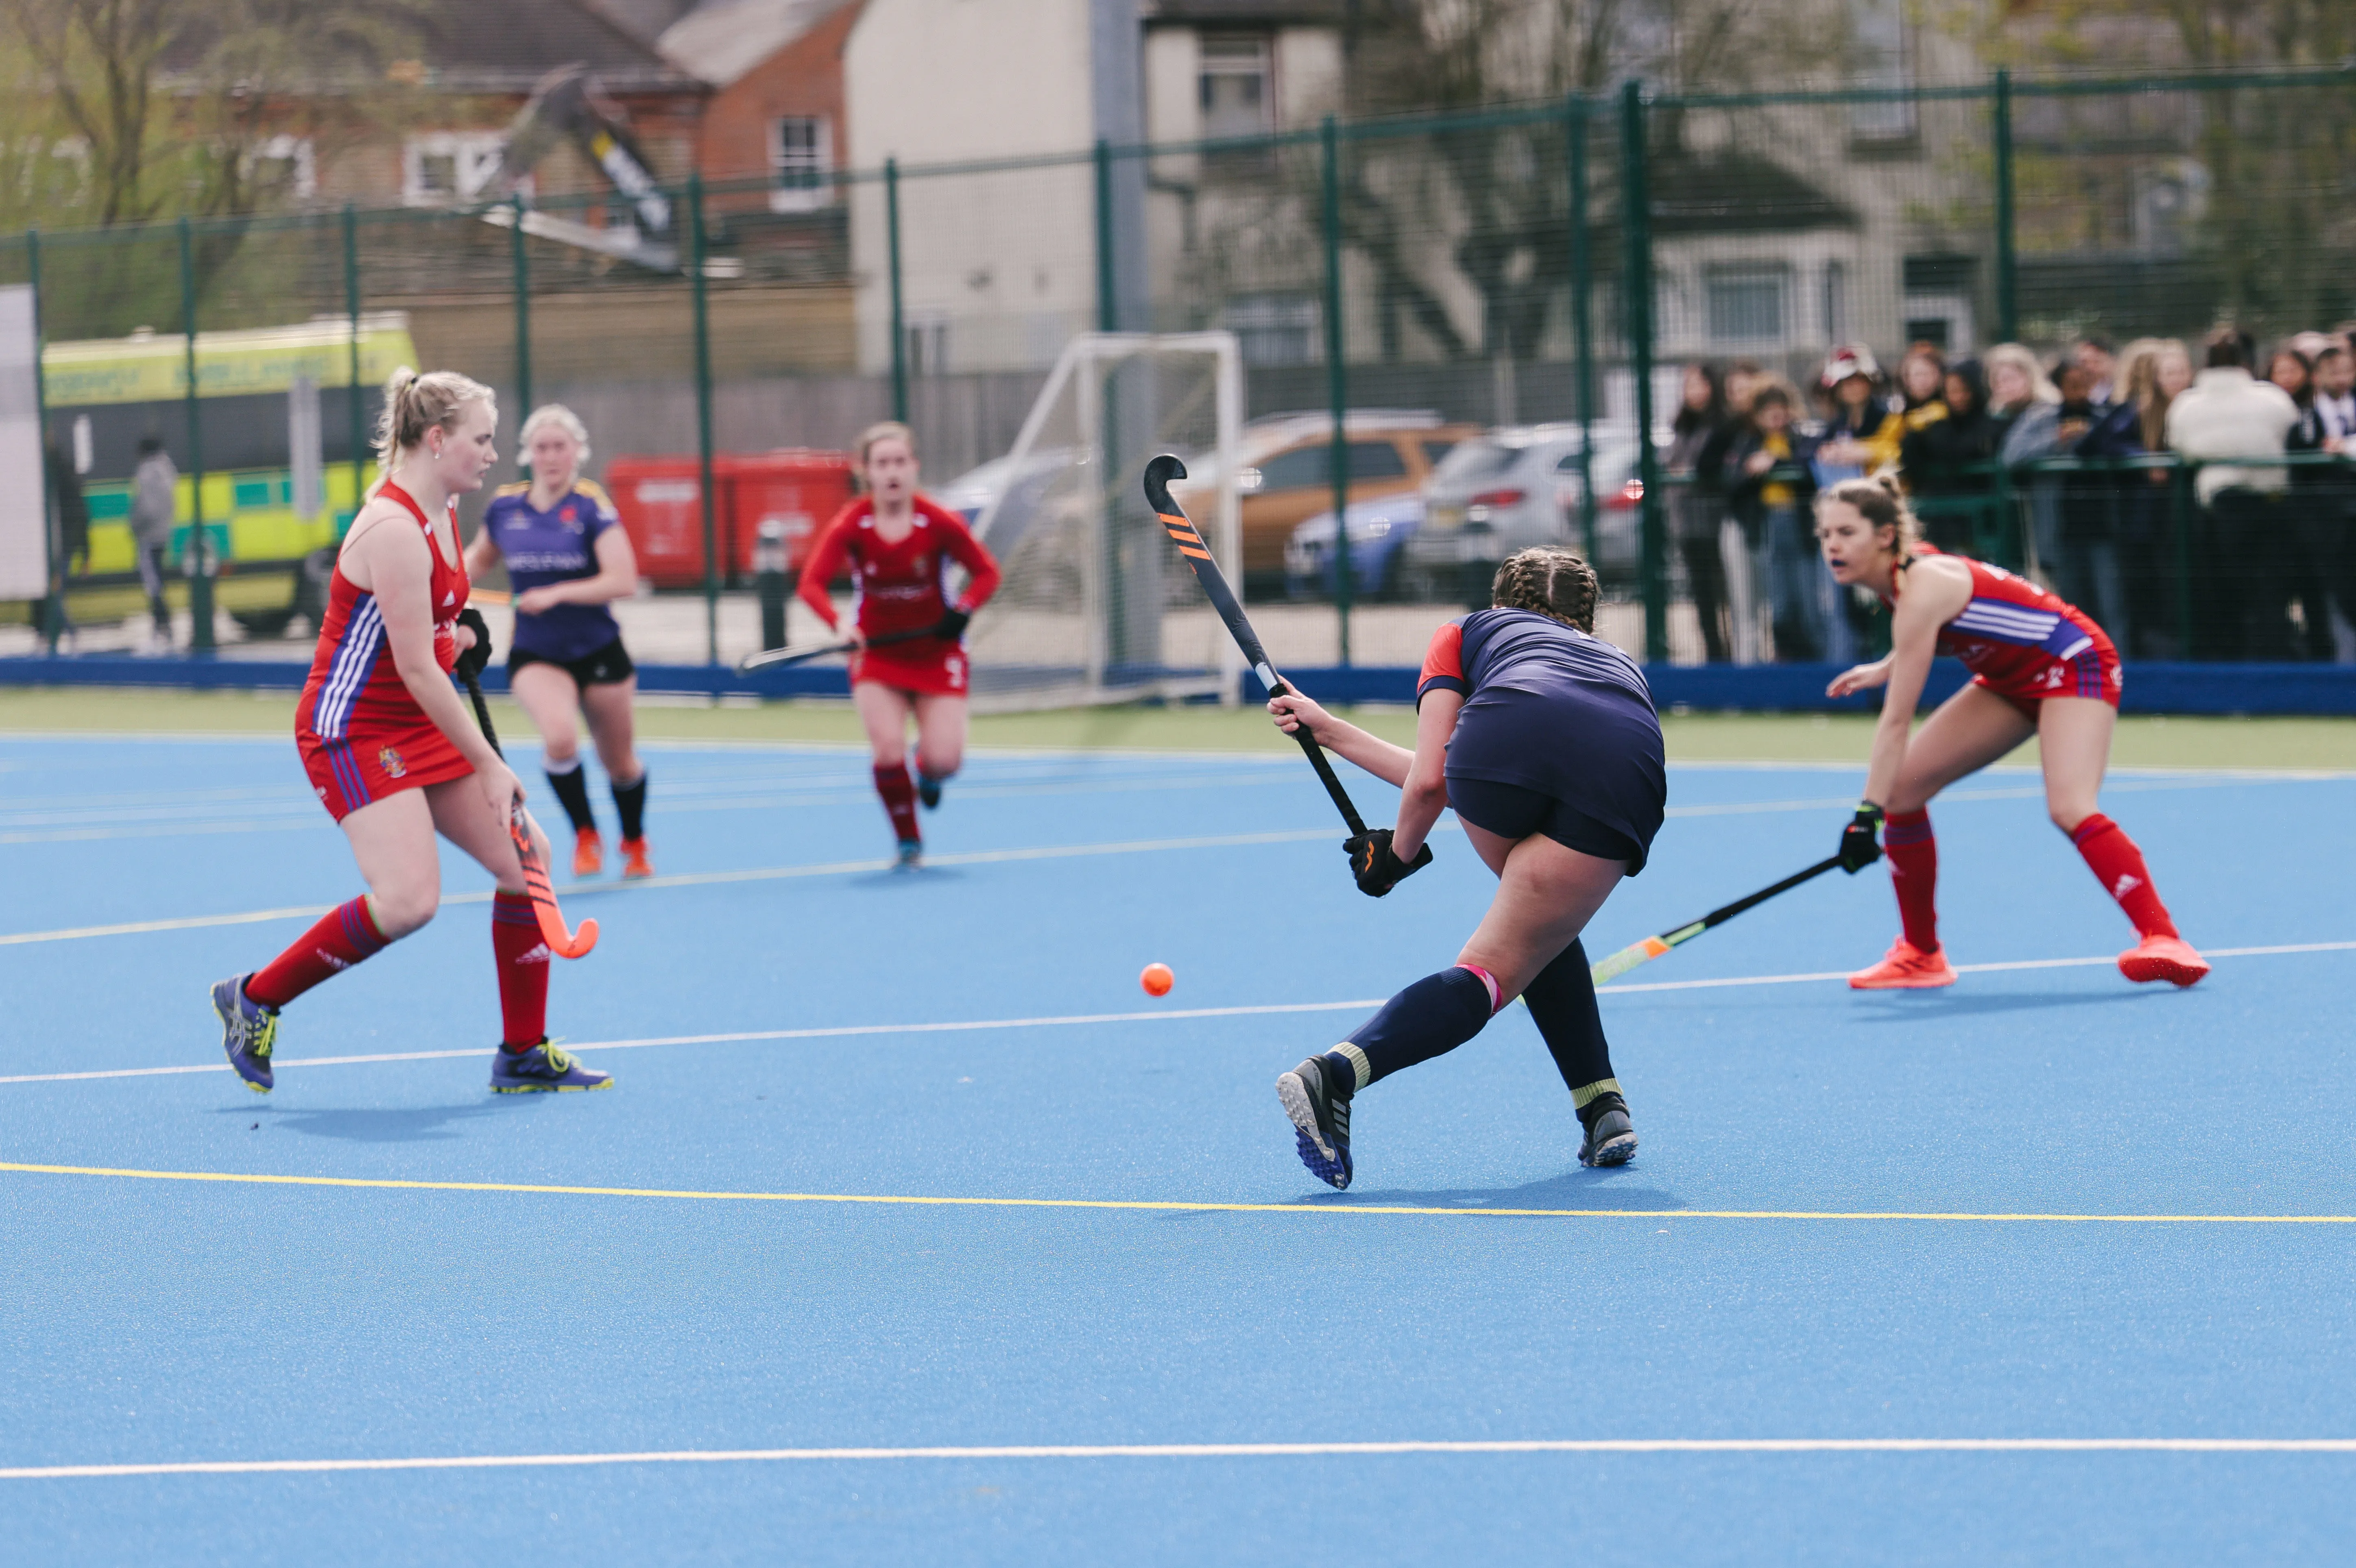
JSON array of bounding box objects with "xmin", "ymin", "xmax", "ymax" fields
[
  {"xmin": 508, "ymin": 637, "xmax": 636, "ymax": 689},
  {"xmin": 1446, "ymin": 775, "xmax": 1647, "ymax": 871}
]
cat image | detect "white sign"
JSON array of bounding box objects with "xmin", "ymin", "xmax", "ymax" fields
[{"xmin": 0, "ymin": 286, "xmax": 43, "ymax": 600}]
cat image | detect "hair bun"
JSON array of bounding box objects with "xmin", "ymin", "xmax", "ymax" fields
[{"xmin": 384, "ymin": 365, "xmax": 419, "ymax": 397}]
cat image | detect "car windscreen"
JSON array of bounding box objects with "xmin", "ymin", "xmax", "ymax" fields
[{"xmin": 1429, "ymin": 441, "xmax": 1525, "ymax": 487}]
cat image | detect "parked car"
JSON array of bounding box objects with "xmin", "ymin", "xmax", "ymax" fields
[
  {"xmin": 1172, "ymin": 410, "xmax": 1474, "ymax": 595},
  {"xmin": 1283, "ymin": 492, "xmax": 1425, "ymax": 600},
  {"xmin": 1398, "ymin": 422, "xmax": 1657, "ymax": 603}
]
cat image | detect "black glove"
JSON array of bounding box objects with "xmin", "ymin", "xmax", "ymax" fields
[
  {"xmin": 454, "ymin": 606, "xmax": 493, "ymax": 684},
  {"xmin": 932, "ymin": 608, "xmax": 971, "ymax": 642},
  {"xmin": 1346, "ymin": 828, "xmax": 1433, "ymax": 898},
  {"xmin": 1838, "ymin": 802, "xmax": 1885, "ymax": 873}
]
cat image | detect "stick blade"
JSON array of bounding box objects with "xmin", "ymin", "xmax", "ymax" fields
[{"xmin": 510, "ymin": 812, "xmax": 598, "ymax": 960}]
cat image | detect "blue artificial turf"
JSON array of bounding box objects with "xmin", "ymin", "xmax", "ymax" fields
[{"xmin": 2, "ymin": 730, "xmax": 2353, "ymax": 1564}]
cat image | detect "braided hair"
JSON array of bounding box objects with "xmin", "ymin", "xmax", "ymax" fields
[
  {"xmin": 1490, "ymin": 546, "xmax": 1599, "ymax": 632},
  {"xmin": 1815, "ymin": 471, "xmax": 1920, "ymax": 564}
]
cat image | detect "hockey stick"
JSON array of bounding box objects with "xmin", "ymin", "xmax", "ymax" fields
[
  {"xmin": 460, "ymin": 671, "xmax": 600, "ymax": 960},
  {"xmin": 1587, "ymin": 855, "xmax": 1840, "ymax": 986},
  {"xmin": 1144, "ymin": 453, "xmax": 1367, "ymax": 836},
  {"xmin": 736, "ymin": 625, "xmax": 938, "ymax": 674}
]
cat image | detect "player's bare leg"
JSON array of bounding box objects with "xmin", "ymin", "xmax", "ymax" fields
[
  {"xmin": 583, "ymin": 675, "xmax": 650, "ymax": 878},
  {"xmin": 425, "ymin": 776, "xmax": 610, "ymax": 1090},
  {"xmin": 912, "ymin": 692, "xmax": 968, "ymax": 810},
  {"xmin": 2038, "ymin": 695, "xmax": 2206, "ymax": 985},
  {"xmin": 1850, "ymin": 684, "xmax": 2033, "ymax": 989},
  {"xmin": 855, "ymin": 681, "xmax": 924, "ymax": 864},
  {"xmin": 513, "ymin": 662, "xmax": 602, "ymax": 875}
]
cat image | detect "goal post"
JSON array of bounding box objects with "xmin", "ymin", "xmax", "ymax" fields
[{"xmin": 962, "ymin": 331, "xmax": 1243, "ymax": 712}]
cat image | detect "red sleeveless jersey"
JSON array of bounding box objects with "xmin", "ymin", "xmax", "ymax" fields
[
  {"xmin": 1893, "ymin": 547, "xmax": 2120, "ymax": 709},
  {"xmin": 294, "ymin": 482, "xmax": 477, "ymax": 819}
]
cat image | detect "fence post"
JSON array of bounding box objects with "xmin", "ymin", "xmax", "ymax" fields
[
  {"xmin": 1321, "ymin": 114, "xmax": 1351, "ymax": 666},
  {"xmin": 1094, "ymin": 139, "xmax": 1117, "ymax": 333},
  {"xmin": 1993, "ymin": 68, "xmax": 2017, "ymax": 344},
  {"xmin": 342, "ymin": 205, "xmax": 364, "ymax": 523},
  {"xmin": 178, "ymin": 216, "xmax": 214, "ymax": 653},
  {"xmin": 688, "ymin": 173, "xmax": 719, "ymax": 667},
  {"xmin": 27, "ymin": 229, "xmax": 61, "ymax": 652},
  {"xmin": 885, "ymin": 157, "xmax": 908, "ymax": 423},
  {"xmin": 1565, "ymin": 94, "xmax": 1598, "ymax": 562},
  {"xmin": 510, "ymin": 195, "xmax": 532, "ymax": 422},
  {"xmin": 1619, "ymin": 83, "xmax": 1666, "ymax": 664}
]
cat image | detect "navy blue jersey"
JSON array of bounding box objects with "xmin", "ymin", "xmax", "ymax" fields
[
  {"xmin": 480, "ymin": 480, "xmax": 623, "ymax": 661},
  {"xmin": 1418, "ymin": 607, "xmax": 1666, "ymax": 856}
]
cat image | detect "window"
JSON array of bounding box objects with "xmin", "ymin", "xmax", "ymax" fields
[
  {"xmin": 1221, "ymin": 293, "xmax": 1319, "ymax": 366},
  {"xmin": 1346, "ymin": 441, "xmax": 1407, "ymax": 481},
  {"xmin": 1822, "ymin": 259, "xmax": 1849, "ymax": 344},
  {"xmin": 1422, "ymin": 439, "xmax": 1460, "ymax": 466},
  {"xmin": 1848, "ymin": 0, "xmax": 1916, "ymax": 142},
  {"xmin": 249, "ymin": 136, "xmax": 316, "ymax": 201},
  {"xmin": 903, "ymin": 316, "xmax": 948, "ymax": 377},
  {"xmin": 403, "ymin": 133, "xmax": 507, "ymax": 205},
  {"xmin": 1198, "ymin": 35, "xmax": 1273, "ymax": 142},
  {"xmin": 769, "ymin": 116, "xmax": 833, "ymax": 214},
  {"xmin": 1254, "ymin": 440, "xmax": 1409, "ymax": 492},
  {"xmin": 1705, "ymin": 265, "xmax": 1788, "ymax": 344}
]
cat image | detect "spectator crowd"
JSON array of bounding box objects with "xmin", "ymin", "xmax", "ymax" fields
[{"xmin": 1662, "ymin": 324, "xmax": 2356, "ymax": 663}]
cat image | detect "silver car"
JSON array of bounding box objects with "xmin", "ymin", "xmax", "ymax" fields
[{"xmin": 1400, "ymin": 422, "xmax": 1654, "ymax": 599}]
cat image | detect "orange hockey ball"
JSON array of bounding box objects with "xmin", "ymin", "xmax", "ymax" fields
[{"xmin": 1140, "ymin": 963, "xmax": 1175, "ymax": 997}]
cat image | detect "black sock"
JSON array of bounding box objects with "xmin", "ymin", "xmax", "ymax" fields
[
  {"xmin": 1330, "ymin": 966, "xmax": 1495, "ymax": 1091},
  {"xmin": 612, "ymin": 771, "xmax": 648, "ymax": 841},
  {"xmin": 544, "ymin": 760, "xmax": 596, "ymax": 833},
  {"xmin": 1522, "ymin": 937, "xmax": 1622, "ymax": 1123}
]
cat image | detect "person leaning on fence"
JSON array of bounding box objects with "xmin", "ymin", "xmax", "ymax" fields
[
  {"xmin": 2274, "ymin": 346, "xmax": 2340, "ymax": 660},
  {"xmin": 2165, "ymin": 327, "xmax": 2300, "ymax": 660},
  {"xmin": 2006, "ymin": 357, "xmax": 2127, "ymax": 649},
  {"xmin": 2107, "ymin": 339, "xmax": 2194, "ymax": 657},
  {"xmin": 2071, "ymin": 336, "xmax": 2118, "ymax": 407},
  {"xmin": 1894, "ymin": 342, "xmax": 1950, "ymax": 442},
  {"xmin": 1900, "ymin": 359, "xmax": 1998, "ymax": 553},
  {"xmin": 2307, "ymin": 343, "xmax": 2356, "ymax": 653},
  {"xmin": 1721, "ymin": 381, "xmax": 1826, "ymax": 661},
  {"xmin": 131, "ymin": 436, "xmax": 179, "ymax": 651},
  {"xmin": 1667, "ymin": 362, "xmax": 1734, "ymax": 663}
]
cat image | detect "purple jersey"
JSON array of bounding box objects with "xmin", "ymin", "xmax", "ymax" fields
[{"xmin": 481, "ymin": 480, "xmax": 623, "ymax": 662}]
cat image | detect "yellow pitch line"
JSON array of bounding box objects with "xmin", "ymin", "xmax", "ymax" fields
[{"xmin": 5, "ymin": 1163, "xmax": 2354, "ymax": 1224}]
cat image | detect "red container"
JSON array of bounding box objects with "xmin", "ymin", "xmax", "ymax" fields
[
  {"xmin": 604, "ymin": 456, "xmax": 716, "ymax": 589},
  {"xmin": 718, "ymin": 450, "xmax": 857, "ymax": 579},
  {"xmin": 604, "ymin": 450, "xmax": 858, "ymax": 589}
]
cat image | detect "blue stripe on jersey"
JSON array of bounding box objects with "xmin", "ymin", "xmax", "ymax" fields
[
  {"xmin": 314, "ymin": 597, "xmax": 386, "ymax": 741},
  {"xmin": 1951, "ymin": 597, "xmax": 2092, "ymax": 660}
]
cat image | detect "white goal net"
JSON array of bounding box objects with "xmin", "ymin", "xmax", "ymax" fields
[{"xmin": 962, "ymin": 331, "xmax": 1243, "ymax": 711}]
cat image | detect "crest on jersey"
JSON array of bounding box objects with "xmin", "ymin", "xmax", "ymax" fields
[
  {"xmin": 379, "ymin": 747, "xmax": 407, "ymax": 779},
  {"xmin": 560, "ymin": 505, "xmax": 584, "ymax": 534}
]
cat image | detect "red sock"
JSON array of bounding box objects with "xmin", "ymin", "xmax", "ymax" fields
[
  {"xmin": 2070, "ymin": 814, "xmax": 2178, "ymax": 939},
  {"xmin": 247, "ymin": 896, "xmax": 388, "ymax": 1009},
  {"xmin": 1883, "ymin": 808, "xmax": 1940, "ymax": 954},
  {"xmin": 492, "ymin": 892, "xmax": 550, "ymax": 1048},
  {"xmin": 874, "ymin": 762, "xmax": 920, "ymax": 844}
]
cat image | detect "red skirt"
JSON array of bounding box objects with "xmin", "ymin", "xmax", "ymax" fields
[
  {"xmin": 851, "ymin": 642, "xmax": 969, "ymax": 698},
  {"xmin": 298, "ymin": 717, "xmax": 475, "ymax": 823}
]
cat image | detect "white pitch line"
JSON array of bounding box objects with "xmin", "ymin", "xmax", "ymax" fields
[
  {"xmin": 9, "ymin": 1435, "xmax": 2356, "ymax": 1480},
  {"xmin": 5, "ymin": 942, "xmax": 2350, "ymax": 1087}
]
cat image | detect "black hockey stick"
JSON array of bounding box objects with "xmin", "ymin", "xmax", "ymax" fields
[
  {"xmin": 737, "ymin": 625, "xmax": 938, "ymax": 674},
  {"xmin": 1144, "ymin": 453, "xmax": 1368, "ymax": 837},
  {"xmin": 1587, "ymin": 855, "xmax": 1841, "ymax": 985},
  {"xmin": 461, "ymin": 671, "xmax": 599, "ymax": 960}
]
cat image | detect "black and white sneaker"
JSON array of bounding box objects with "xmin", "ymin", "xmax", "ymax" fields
[
  {"xmin": 1277, "ymin": 1056, "xmax": 1354, "ymax": 1190},
  {"xmin": 1578, "ymin": 1094, "xmax": 1638, "ymax": 1167}
]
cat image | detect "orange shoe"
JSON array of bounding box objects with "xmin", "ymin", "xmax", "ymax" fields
[
  {"xmin": 572, "ymin": 828, "xmax": 604, "ymax": 878},
  {"xmin": 1848, "ymin": 937, "xmax": 1958, "ymax": 990},
  {"xmin": 619, "ymin": 836, "xmax": 654, "ymax": 880},
  {"xmin": 2118, "ymin": 932, "xmax": 2209, "ymax": 987}
]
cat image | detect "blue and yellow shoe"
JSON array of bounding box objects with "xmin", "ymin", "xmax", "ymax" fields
[
  {"xmin": 209, "ymin": 974, "xmax": 277, "ymax": 1093},
  {"xmin": 490, "ymin": 1039, "xmax": 612, "ymax": 1093},
  {"xmin": 1276, "ymin": 1055, "xmax": 1353, "ymax": 1190}
]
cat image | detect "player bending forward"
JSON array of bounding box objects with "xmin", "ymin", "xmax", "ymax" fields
[
  {"xmin": 1267, "ymin": 547, "xmax": 1666, "ymax": 1187},
  {"xmin": 1817, "ymin": 474, "xmax": 2208, "ymax": 989},
  {"xmin": 209, "ymin": 368, "xmax": 611, "ymax": 1093},
  {"xmin": 798, "ymin": 421, "xmax": 1001, "ymax": 866},
  {"xmin": 467, "ymin": 403, "xmax": 653, "ymax": 880}
]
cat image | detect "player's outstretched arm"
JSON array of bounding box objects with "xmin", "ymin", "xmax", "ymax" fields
[{"xmin": 1268, "ymin": 690, "xmax": 1414, "ymax": 787}]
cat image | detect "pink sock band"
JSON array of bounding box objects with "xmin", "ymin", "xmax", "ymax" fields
[{"xmin": 1456, "ymin": 963, "xmax": 1505, "ymax": 1013}]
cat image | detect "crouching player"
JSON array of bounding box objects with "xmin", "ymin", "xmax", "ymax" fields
[
  {"xmin": 1817, "ymin": 474, "xmax": 2207, "ymax": 989},
  {"xmin": 208, "ymin": 368, "xmax": 610, "ymax": 1094},
  {"xmin": 1267, "ymin": 547, "xmax": 1666, "ymax": 1187}
]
